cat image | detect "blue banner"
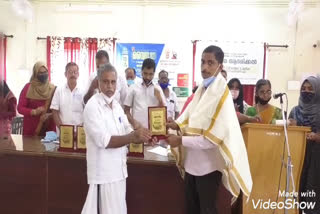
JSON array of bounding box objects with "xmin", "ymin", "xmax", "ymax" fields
[{"xmin": 116, "ymin": 43, "xmax": 165, "ymax": 78}]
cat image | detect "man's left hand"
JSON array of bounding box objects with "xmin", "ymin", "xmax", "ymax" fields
[{"xmin": 166, "ymin": 134, "xmax": 182, "ymax": 148}]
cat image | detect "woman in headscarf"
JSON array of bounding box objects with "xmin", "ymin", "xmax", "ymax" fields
[
  {"xmin": 245, "ymin": 79, "xmax": 282, "ymax": 124},
  {"xmin": 0, "ymin": 80, "xmax": 17, "ymax": 139},
  {"xmin": 18, "ymin": 61, "xmax": 56, "ymax": 136},
  {"xmin": 289, "ymin": 76, "xmax": 320, "ymax": 214}
]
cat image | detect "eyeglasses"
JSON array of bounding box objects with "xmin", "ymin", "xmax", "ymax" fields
[{"xmin": 258, "ymin": 90, "xmax": 272, "ymax": 95}]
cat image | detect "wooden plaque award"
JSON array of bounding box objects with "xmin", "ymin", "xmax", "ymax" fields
[
  {"xmin": 58, "ymin": 125, "xmax": 74, "ymax": 152},
  {"xmin": 148, "ymin": 106, "xmax": 167, "ymax": 139},
  {"xmin": 76, "ymin": 126, "xmax": 86, "ymax": 153}
]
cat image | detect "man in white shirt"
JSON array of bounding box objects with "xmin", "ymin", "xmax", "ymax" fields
[
  {"xmin": 166, "ymin": 46, "xmax": 252, "ymax": 214},
  {"xmin": 83, "ymin": 50, "xmax": 128, "ymax": 105},
  {"xmin": 51, "ymin": 62, "xmax": 84, "ymax": 132},
  {"xmin": 158, "ymin": 70, "xmax": 179, "ymax": 121},
  {"xmin": 124, "ymin": 58, "xmax": 166, "ymax": 129},
  {"xmin": 125, "ymin": 67, "xmax": 142, "ymax": 87},
  {"xmin": 81, "ymin": 63, "xmax": 152, "ymax": 214}
]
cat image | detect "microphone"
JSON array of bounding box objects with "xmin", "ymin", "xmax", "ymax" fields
[{"xmin": 273, "ymin": 93, "xmax": 285, "ymax": 99}]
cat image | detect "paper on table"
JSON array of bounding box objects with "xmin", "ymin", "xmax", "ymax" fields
[{"xmin": 147, "ymin": 146, "xmax": 168, "ymax": 157}]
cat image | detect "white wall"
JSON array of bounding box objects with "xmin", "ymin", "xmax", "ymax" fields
[{"xmin": 1, "ymin": 1, "xmax": 320, "ymax": 112}]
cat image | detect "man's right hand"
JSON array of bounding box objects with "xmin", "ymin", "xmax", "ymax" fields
[{"xmin": 132, "ymin": 128, "xmax": 152, "ymax": 143}]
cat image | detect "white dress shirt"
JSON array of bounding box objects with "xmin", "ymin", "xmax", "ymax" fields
[
  {"xmin": 124, "ymin": 82, "xmax": 166, "ymax": 129},
  {"xmin": 50, "ymin": 83, "xmax": 84, "ymax": 126},
  {"xmin": 127, "ymin": 77, "xmax": 143, "ymax": 87},
  {"xmin": 180, "ymin": 85, "xmax": 225, "ymax": 176},
  {"xmin": 84, "ymin": 72, "xmax": 128, "ymax": 106},
  {"xmin": 83, "ymin": 93, "xmax": 133, "ymax": 184},
  {"xmin": 182, "ymin": 136, "xmax": 225, "ymax": 176},
  {"xmin": 165, "ymin": 88, "xmax": 178, "ymax": 119},
  {"xmin": 133, "ymin": 77, "xmax": 142, "ymax": 85}
]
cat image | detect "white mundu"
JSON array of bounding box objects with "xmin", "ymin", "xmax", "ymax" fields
[
  {"xmin": 50, "ymin": 83, "xmax": 84, "ymax": 126},
  {"xmin": 81, "ymin": 92, "xmax": 133, "ymax": 214}
]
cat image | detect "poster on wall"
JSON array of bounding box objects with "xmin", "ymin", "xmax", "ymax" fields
[
  {"xmin": 173, "ymin": 87, "xmax": 189, "ymax": 97},
  {"xmin": 155, "ymin": 43, "xmax": 192, "ymax": 89},
  {"xmin": 177, "ymin": 74, "xmax": 189, "ymax": 87},
  {"xmin": 115, "ymin": 43, "xmax": 164, "ymax": 78},
  {"xmin": 195, "ymin": 41, "xmax": 265, "ymax": 85},
  {"xmin": 116, "ymin": 42, "xmax": 193, "ymax": 91}
]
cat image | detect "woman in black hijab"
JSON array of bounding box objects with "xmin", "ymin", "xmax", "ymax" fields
[{"xmin": 289, "ymin": 76, "xmax": 320, "ymax": 214}]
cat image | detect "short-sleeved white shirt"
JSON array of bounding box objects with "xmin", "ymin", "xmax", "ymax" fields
[
  {"xmin": 124, "ymin": 82, "xmax": 166, "ymax": 129},
  {"xmin": 50, "ymin": 83, "xmax": 84, "ymax": 126}
]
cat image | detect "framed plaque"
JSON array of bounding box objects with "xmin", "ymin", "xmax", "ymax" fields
[
  {"xmin": 148, "ymin": 106, "xmax": 167, "ymax": 139},
  {"xmin": 58, "ymin": 125, "xmax": 75, "ymax": 152},
  {"xmin": 76, "ymin": 126, "xmax": 86, "ymax": 153},
  {"xmin": 128, "ymin": 142, "xmax": 144, "ymax": 158}
]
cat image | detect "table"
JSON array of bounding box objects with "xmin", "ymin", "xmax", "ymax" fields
[{"xmin": 0, "ymin": 135, "xmax": 232, "ymax": 214}]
